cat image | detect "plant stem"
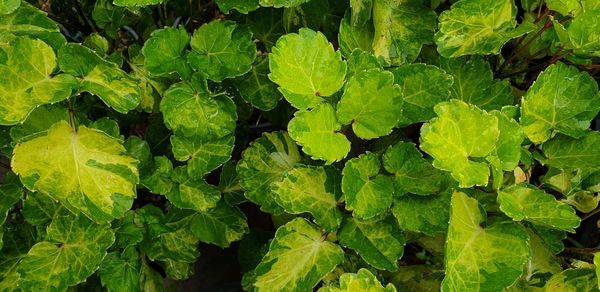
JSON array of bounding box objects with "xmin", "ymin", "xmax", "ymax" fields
[{"xmin": 498, "ymin": 17, "xmax": 553, "ymax": 74}]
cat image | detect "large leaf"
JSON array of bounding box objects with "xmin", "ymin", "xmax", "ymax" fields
[
  {"xmin": 542, "ymin": 131, "xmax": 600, "ymax": 170},
  {"xmin": 142, "ymin": 26, "xmax": 192, "ymax": 79},
  {"xmin": 288, "ymin": 104, "xmax": 351, "ymax": 163},
  {"xmin": 269, "ymin": 28, "xmax": 346, "ymax": 109},
  {"xmin": 237, "ymin": 131, "xmax": 301, "ymax": 214},
  {"xmin": 383, "ymin": 142, "xmax": 452, "ymax": 196},
  {"xmin": 12, "ymin": 121, "xmax": 139, "ymax": 222},
  {"xmin": 560, "ymin": 9, "xmax": 600, "ymax": 56},
  {"xmin": 0, "ymin": 37, "xmax": 75, "ymax": 125},
  {"xmin": 17, "ymin": 215, "xmax": 115, "ymax": 291},
  {"xmin": 160, "ymin": 76, "xmax": 237, "ymax": 139},
  {"xmin": 442, "ymin": 192, "xmax": 529, "ymax": 291},
  {"xmin": 338, "ymin": 215, "xmax": 405, "ymax": 271},
  {"xmin": 233, "ymin": 55, "xmax": 282, "ymax": 111},
  {"xmin": 0, "ymin": 0, "xmax": 19, "ymax": 14},
  {"xmin": 0, "ymin": 2, "xmax": 66, "ymax": 50},
  {"xmin": 272, "ymin": 166, "xmax": 343, "ymax": 231},
  {"xmin": 342, "ymin": 152, "xmax": 394, "ymax": 219},
  {"xmin": 440, "ymin": 56, "xmax": 514, "ymax": 111},
  {"xmin": 189, "ymin": 200, "xmax": 249, "ymax": 248},
  {"xmin": 420, "ymin": 100, "xmax": 499, "ymax": 187},
  {"xmin": 391, "ymin": 192, "xmax": 451, "ymax": 236},
  {"xmin": 391, "ymin": 64, "xmax": 453, "ymax": 125},
  {"xmin": 371, "ymin": 0, "xmax": 437, "ymax": 65},
  {"xmin": 543, "ymin": 268, "xmax": 598, "ymax": 291},
  {"xmin": 338, "ymin": 13, "xmax": 374, "ymax": 58},
  {"xmin": 251, "ymin": 218, "xmax": 344, "ymax": 291},
  {"xmin": 319, "ymin": 268, "xmax": 397, "ymax": 292},
  {"xmin": 545, "ymin": 0, "xmax": 600, "ymax": 16},
  {"xmin": 337, "ymin": 68, "xmax": 403, "ymax": 139},
  {"xmin": 435, "ymin": 0, "xmax": 534, "ymax": 57},
  {"xmin": 498, "ymin": 184, "xmax": 580, "ymax": 232},
  {"xmin": 59, "ymin": 44, "xmax": 141, "ymax": 113},
  {"xmin": 170, "ymin": 134, "xmax": 234, "ymax": 178},
  {"xmin": 521, "ymin": 62, "xmax": 600, "ymax": 144},
  {"xmin": 188, "ymin": 20, "xmax": 256, "ymax": 82}
]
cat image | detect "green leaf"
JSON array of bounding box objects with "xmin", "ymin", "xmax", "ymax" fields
[
  {"xmin": 22, "ymin": 192, "xmax": 62, "ymax": 226},
  {"xmin": 319, "ymin": 268, "xmax": 397, "ymax": 292},
  {"xmin": 0, "ymin": 2, "xmax": 66, "ymax": 50},
  {"xmin": 545, "ymin": 0, "xmax": 600, "ymax": 16},
  {"xmin": 12, "ymin": 121, "xmax": 139, "ymax": 222},
  {"xmin": 160, "ymin": 75, "xmax": 237, "ymax": 139},
  {"xmin": 521, "ymin": 62, "xmax": 600, "ymax": 144},
  {"xmin": 171, "ymin": 134, "xmax": 234, "ymax": 178},
  {"xmin": 595, "ymin": 253, "xmax": 600, "ymax": 290},
  {"xmin": 59, "ymin": 44, "xmax": 142, "ymax": 113},
  {"xmin": 288, "ymin": 104, "xmax": 351, "ymax": 163},
  {"xmin": 99, "ymin": 248, "xmax": 141, "ymax": 292},
  {"xmin": 233, "ymin": 55, "xmax": 282, "ymax": 111},
  {"xmin": 141, "ymin": 209, "xmax": 200, "ymax": 263},
  {"xmin": 493, "ymin": 111, "xmax": 523, "ymax": 171},
  {"xmin": 259, "ymin": 0, "xmax": 310, "ymax": 8},
  {"xmin": 0, "ymin": 172, "xmax": 22, "ymax": 249},
  {"xmin": 542, "ymin": 131, "xmax": 600, "ymax": 170},
  {"xmin": 439, "ymin": 56, "xmax": 514, "ymax": 111},
  {"xmin": 350, "ymin": 0, "xmax": 372, "ymax": 27},
  {"xmin": 345, "ymin": 49, "xmax": 381, "ymax": 81},
  {"xmin": 0, "ymin": 221, "xmax": 37, "ymax": 291},
  {"xmin": 543, "ymin": 268, "xmax": 598, "ymax": 291},
  {"xmin": 142, "ymin": 26, "xmax": 192, "ymax": 79},
  {"xmin": 237, "ymin": 131, "xmax": 301, "ymax": 214},
  {"xmin": 391, "ymin": 63, "xmax": 453, "ymax": 126},
  {"xmin": 435, "ymin": 0, "xmax": 534, "ymax": 57},
  {"xmin": 442, "ymin": 192, "xmax": 529, "ymax": 291},
  {"xmin": 269, "ymin": 28, "xmax": 346, "ymax": 109},
  {"xmin": 337, "ymin": 68, "xmax": 403, "ymax": 139},
  {"xmin": 523, "ymin": 228, "xmax": 562, "ymax": 282},
  {"xmin": 17, "ymin": 215, "xmax": 115, "ymax": 291},
  {"xmin": 188, "ymin": 20, "xmax": 256, "ymax": 82},
  {"xmin": 498, "ymin": 184, "xmax": 580, "ymax": 232},
  {"xmin": 189, "ymin": 200, "xmax": 249, "ymax": 248},
  {"xmin": 420, "ymin": 99, "xmax": 499, "ymax": 187},
  {"xmin": 391, "ymin": 192, "xmax": 451, "ymax": 236},
  {"xmin": 338, "ymin": 13, "xmax": 374, "ymax": 58},
  {"xmin": 272, "ymin": 166, "xmax": 343, "ymax": 231},
  {"xmin": 372, "ymin": 0, "xmax": 437, "ymax": 65},
  {"xmin": 383, "ymin": 142, "xmax": 452, "ymax": 196},
  {"xmin": 113, "ymin": 210, "xmax": 145, "ymax": 249},
  {"xmin": 215, "ymin": 0, "xmax": 259, "ymax": 13},
  {"xmin": 141, "ymin": 156, "xmax": 174, "ymax": 195},
  {"xmin": 564, "ymin": 9, "xmax": 600, "ymax": 56},
  {"xmin": 342, "ymin": 152, "xmax": 393, "ymax": 219},
  {"xmin": 0, "ymin": 37, "xmax": 75, "ymax": 125},
  {"xmin": 0, "ymin": 0, "xmax": 19, "ymax": 14},
  {"xmin": 166, "ymin": 167, "xmax": 220, "ymax": 212},
  {"xmin": 113, "ymin": 0, "xmax": 163, "ymax": 7},
  {"xmin": 338, "ymin": 215, "xmax": 405, "ymax": 271},
  {"xmin": 251, "ymin": 218, "xmax": 344, "ymax": 291}
]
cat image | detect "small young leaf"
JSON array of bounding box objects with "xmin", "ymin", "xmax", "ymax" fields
[
  {"xmin": 171, "ymin": 134, "xmax": 234, "ymax": 178},
  {"xmin": 342, "ymin": 152, "xmax": 393, "ymax": 219},
  {"xmin": 233, "ymin": 55, "xmax": 282, "ymax": 111},
  {"xmin": 99, "ymin": 248, "xmax": 141, "ymax": 292},
  {"xmin": 189, "ymin": 200, "xmax": 249, "ymax": 248},
  {"xmin": 288, "ymin": 104, "xmax": 351, "ymax": 163},
  {"xmin": 142, "ymin": 26, "xmax": 192, "ymax": 79},
  {"xmin": 166, "ymin": 167, "xmax": 221, "ymax": 212},
  {"xmin": 391, "ymin": 192, "xmax": 451, "ymax": 236}
]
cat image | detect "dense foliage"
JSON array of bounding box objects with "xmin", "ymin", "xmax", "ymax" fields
[{"xmin": 0, "ymin": 0, "xmax": 600, "ymax": 291}]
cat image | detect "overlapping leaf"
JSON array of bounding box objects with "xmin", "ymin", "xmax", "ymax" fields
[
  {"xmin": 319, "ymin": 269, "xmax": 397, "ymax": 292},
  {"xmin": 142, "ymin": 26, "xmax": 192, "ymax": 79},
  {"xmin": 189, "ymin": 200, "xmax": 249, "ymax": 248},
  {"xmin": 391, "ymin": 192, "xmax": 451, "ymax": 236},
  {"xmin": 272, "ymin": 166, "xmax": 343, "ymax": 231}
]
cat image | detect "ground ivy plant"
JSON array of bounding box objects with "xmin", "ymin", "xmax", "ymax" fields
[{"xmin": 0, "ymin": 0, "xmax": 600, "ymax": 291}]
